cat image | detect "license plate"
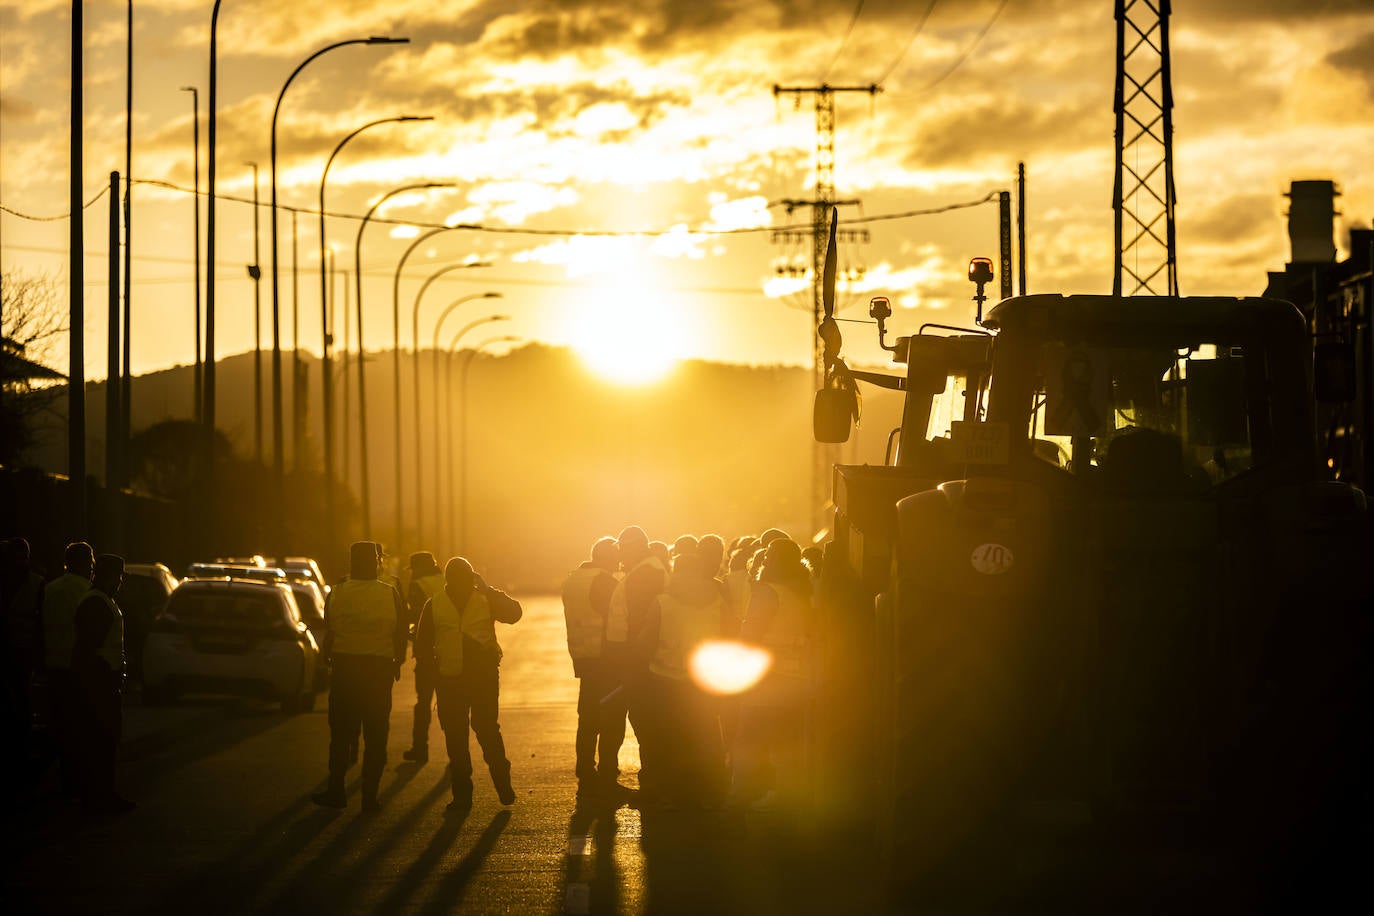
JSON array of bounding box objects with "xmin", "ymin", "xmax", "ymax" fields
[{"xmin": 952, "ymin": 420, "xmax": 1010, "ymax": 465}]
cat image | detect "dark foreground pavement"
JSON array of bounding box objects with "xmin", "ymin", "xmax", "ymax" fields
[{"xmin": 5, "ymin": 596, "xmax": 878, "ymax": 916}]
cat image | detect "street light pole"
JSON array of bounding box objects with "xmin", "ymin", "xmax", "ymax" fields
[
  {"xmin": 409, "ymin": 268, "xmax": 495, "ymax": 546},
  {"xmin": 180, "ymin": 85, "xmax": 202, "ymax": 425},
  {"xmin": 441, "ymin": 316, "xmax": 510, "ymax": 553},
  {"xmin": 269, "ymin": 35, "xmax": 407, "ymax": 547},
  {"xmin": 458, "ymin": 336, "xmax": 521, "ymax": 556},
  {"xmin": 392, "ymin": 229, "xmax": 488, "ymax": 547},
  {"xmin": 246, "ymin": 163, "xmax": 262, "ymax": 470},
  {"xmin": 319, "ymin": 114, "xmax": 432, "ymax": 548},
  {"xmin": 352, "ymin": 182, "xmax": 451, "ymax": 539},
  {"xmin": 205, "ymin": 0, "xmax": 222, "ymax": 528},
  {"xmin": 425, "ymin": 291, "xmax": 501, "ymax": 546}
]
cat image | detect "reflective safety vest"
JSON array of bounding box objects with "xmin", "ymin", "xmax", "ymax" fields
[
  {"xmin": 605, "ymin": 556, "xmax": 665, "ymax": 644},
  {"xmin": 758, "ymin": 584, "xmax": 810, "ymax": 681},
  {"xmin": 42, "ymin": 573, "xmax": 92, "ymax": 670},
  {"xmin": 649, "ymin": 592, "xmax": 724, "ymax": 681},
  {"xmin": 562, "ymin": 566, "xmax": 610, "ymax": 661},
  {"xmin": 89, "ymin": 590, "xmax": 126, "ymax": 676},
  {"xmin": 328, "ymin": 579, "xmax": 397, "ymax": 658},
  {"xmin": 431, "ymin": 590, "xmax": 490, "ymax": 677}
]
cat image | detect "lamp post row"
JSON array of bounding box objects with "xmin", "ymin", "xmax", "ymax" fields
[{"xmin": 87, "ymin": 12, "xmax": 492, "ymax": 563}]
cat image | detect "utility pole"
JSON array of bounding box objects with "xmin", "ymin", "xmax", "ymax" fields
[
  {"xmin": 247, "ymin": 163, "xmax": 263, "ymax": 469},
  {"xmin": 291, "ymin": 208, "xmax": 303, "ymax": 470},
  {"xmin": 1113, "ymin": 0, "xmax": 1178, "ymax": 296},
  {"xmin": 772, "ymin": 82, "xmax": 879, "ymax": 534},
  {"xmin": 181, "ymin": 85, "xmax": 202, "ymax": 423},
  {"xmin": 69, "ymin": 0, "xmax": 87, "ymax": 536},
  {"xmin": 1017, "ymin": 162, "xmax": 1027, "ymax": 295},
  {"xmin": 106, "ymin": 172, "xmax": 121, "ymax": 522},
  {"xmin": 120, "ymin": 0, "xmax": 132, "ymax": 489}
]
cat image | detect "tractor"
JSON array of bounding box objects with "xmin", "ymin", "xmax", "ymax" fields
[{"xmin": 812, "ymin": 275, "xmax": 1372, "ymax": 908}]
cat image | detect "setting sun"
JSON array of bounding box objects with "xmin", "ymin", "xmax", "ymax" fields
[{"xmin": 570, "ymin": 288, "xmax": 686, "ymax": 384}]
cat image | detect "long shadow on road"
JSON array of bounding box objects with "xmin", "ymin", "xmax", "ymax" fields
[
  {"xmin": 415, "ymin": 810, "xmax": 512, "ymax": 916},
  {"xmin": 152, "ymin": 761, "xmax": 425, "ymax": 913},
  {"xmin": 122, "ymin": 697, "xmax": 302, "ymax": 783}
]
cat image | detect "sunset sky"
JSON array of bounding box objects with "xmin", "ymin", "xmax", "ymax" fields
[{"xmin": 3, "ymin": 0, "xmax": 1374, "ymax": 383}]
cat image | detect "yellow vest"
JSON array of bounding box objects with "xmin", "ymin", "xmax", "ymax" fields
[
  {"xmin": 432, "ymin": 590, "xmax": 490, "ymax": 677},
  {"xmin": 759, "ymin": 584, "xmax": 809, "ymax": 681},
  {"xmin": 605, "ymin": 556, "xmax": 665, "ymax": 644},
  {"xmin": 42, "ymin": 573, "xmax": 92, "ymax": 670},
  {"xmin": 328, "ymin": 579, "xmax": 397, "ymax": 658},
  {"xmin": 650, "ymin": 593, "xmax": 723, "ymax": 681},
  {"xmin": 562, "ymin": 566, "xmax": 609, "ymax": 661},
  {"xmin": 90, "ymin": 590, "xmax": 126, "ymax": 676}
]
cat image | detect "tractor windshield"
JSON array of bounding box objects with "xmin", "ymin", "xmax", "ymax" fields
[{"xmin": 1024, "ymin": 340, "xmax": 1261, "ymax": 486}]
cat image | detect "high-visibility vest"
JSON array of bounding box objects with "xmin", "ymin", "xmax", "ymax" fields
[
  {"xmin": 758, "ymin": 584, "xmax": 810, "ymax": 681},
  {"xmin": 88, "ymin": 590, "xmax": 126, "ymax": 676},
  {"xmin": 650, "ymin": 592, "xmax": 723, "ymax": 681},
  {"xmin": 605, "ymin": 556, "xmax": 665, "ymax": 644},
  {"xmin": 42, "ymin": 573, "xmax": 92, "ymax": 670},
  {"xmin": 431, "ymin": 590, "xmax": 491, "ymax": 677},
  {"xmin": 328, "ymin": 579, "xmax": 397, "ymax": 658},
  {"xmin": 561, "ymin": 566, "xmax": 610, "ymax": 661}
]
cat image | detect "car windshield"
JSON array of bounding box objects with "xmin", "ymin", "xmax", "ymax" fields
[
  {"xmin": 166, "ymin": 589, "xmax": 284, "ymax": 630},
  {"xmin": 1026, "ymin": 339, "xmax": 1260, "ymax": 485}
]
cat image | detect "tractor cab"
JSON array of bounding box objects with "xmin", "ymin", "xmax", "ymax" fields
[{"xmin": 867, "ymin": 293, "xmax": 1371, "ymax": 904}]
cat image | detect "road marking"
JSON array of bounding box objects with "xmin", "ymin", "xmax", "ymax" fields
[
  {"xmin": 567, "ymin": 835, "xmax": 590, "ymax": 856},
  {"xmin": 565, "ymin": 883, "xmax": 591, "ymax": 914}
]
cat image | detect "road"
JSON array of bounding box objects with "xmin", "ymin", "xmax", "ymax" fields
[{"xmin": 8, "ymin": 596, "xmax": 875, "ymax": 916}]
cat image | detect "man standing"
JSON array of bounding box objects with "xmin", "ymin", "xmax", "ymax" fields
[
  {"xmin": 561, "ymin": 537, "xmax": 620, "ymax": 796},
  {"xmin": 313, "ymin": 541, "xmax": 407, "ymax": 812},
  {"xmin": 71, "ymin": 554, "xmax": 133, "ymax": 813},
  {"xmin": 402, "ymin": 551, "xmax": 445, "ymax": 764},
  {"xmin": 41, "ymin": 541, "xmax": 94, "ymax": 794},
  {"xmin": 604, "ymin": 526, "xmax": 667, "ymax": 801},
  {"xmin": 414, "ymin": 557, "xmax": 518, "ymax": 811}
]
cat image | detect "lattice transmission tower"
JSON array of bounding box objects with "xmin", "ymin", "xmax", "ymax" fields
[
  {"xmin": 1113, "ymin": 0, "xmax": 1178, "ymax": 296},
  {"xmin": 772, "ymin": 82, "xmax": 879, "ymax": 532}
]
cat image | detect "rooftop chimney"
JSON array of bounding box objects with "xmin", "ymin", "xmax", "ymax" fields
[{"xmin": 1286, "ymin": 179, "xmax": 1339, "ymax": 264}]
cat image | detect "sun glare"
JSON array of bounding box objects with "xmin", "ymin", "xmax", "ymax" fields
[
  {"xmin": 688, "ymin": 640, "xmax": 773, "ymax": 696},
  {"xmin": 571, "ymin": 289, "xmax": 685, "ymax": 384}
]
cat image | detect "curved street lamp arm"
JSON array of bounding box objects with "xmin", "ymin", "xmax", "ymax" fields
[
  {"xmin": 432, "ymin": 292, "xmax": 503, "ymax": 350},
  {"xmin": 447, "ymin": 315, "xmax": 510, "ymax": 352}
]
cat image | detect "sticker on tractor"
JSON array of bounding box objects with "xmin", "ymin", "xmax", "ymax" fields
[
  {"xmin": 952, "ymin": 420, "xmax": 1010, "ymax": 465},
  {"xmin": 971, "ymin": 543, "xmax": 1014, "ymax": 575}
]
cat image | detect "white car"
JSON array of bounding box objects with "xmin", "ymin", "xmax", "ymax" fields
[{"xmin": 142, "ymin": 577, "xmax": 320, "ymax": 712}]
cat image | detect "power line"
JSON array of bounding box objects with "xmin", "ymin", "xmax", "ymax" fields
[
  {"xmin": 824, "ymin": 0, "xmax": 867, "ymax": 81},
  {"xmin": 917, "ymin": 0, "xmax": 1011, "ymax": 91},
  {"xmin": 0, "ymin": 184, "xmax": 111, "ymax": 221},
  {"xmin": 3, "ymin": 176, "xmax": 997, "ymax": 237},
  {"xmin": 874, "ymin": 1, "xmax": 940, "ymax": 84}
]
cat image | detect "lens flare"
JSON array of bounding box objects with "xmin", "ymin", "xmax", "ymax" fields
[{"xmin": 688, "ymin": 639, "xmax": 772, "ymax": 696}]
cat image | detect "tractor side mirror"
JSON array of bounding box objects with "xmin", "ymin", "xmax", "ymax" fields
[
  {"xmin": 814, "ymin": 388, "xmax": 855, "ymax": 443},
  {"xmin": 1314, "ymin": 341, "xmax": 1356, "ymax": 402}
]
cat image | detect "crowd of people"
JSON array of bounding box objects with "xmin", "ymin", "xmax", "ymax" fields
[
  {"xmin": 561, "ymin": 526, "xmax": 821, "ymax": 812},
  {"xmin": 1, "ymin": 538, "xmax": 134, "ymax": 814}
]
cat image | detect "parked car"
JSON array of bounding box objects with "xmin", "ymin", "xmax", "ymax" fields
[
  {"xmin": 270, "ymin": 557, "xmax": 330, "ymax": 595},
  {"xmin": 186, "ymin": 562, "xmax": 286, "ymax": 584},
  {"xmin": 142, "ymin": 577, "xmax": 320, "ymax": 712},
  {"xmin": 121, "ymin": 562, "xmax": 178, "ymax": 682}
]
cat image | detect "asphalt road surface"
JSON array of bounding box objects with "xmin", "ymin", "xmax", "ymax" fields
[{"xmin": 8, "ymin": 596, "xmax": 877, "ymax": 916}]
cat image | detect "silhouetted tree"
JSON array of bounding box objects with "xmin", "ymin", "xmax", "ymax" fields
[{"xmin": 1, "ymin": 272, "xmax": 66, "ymax": 465}]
